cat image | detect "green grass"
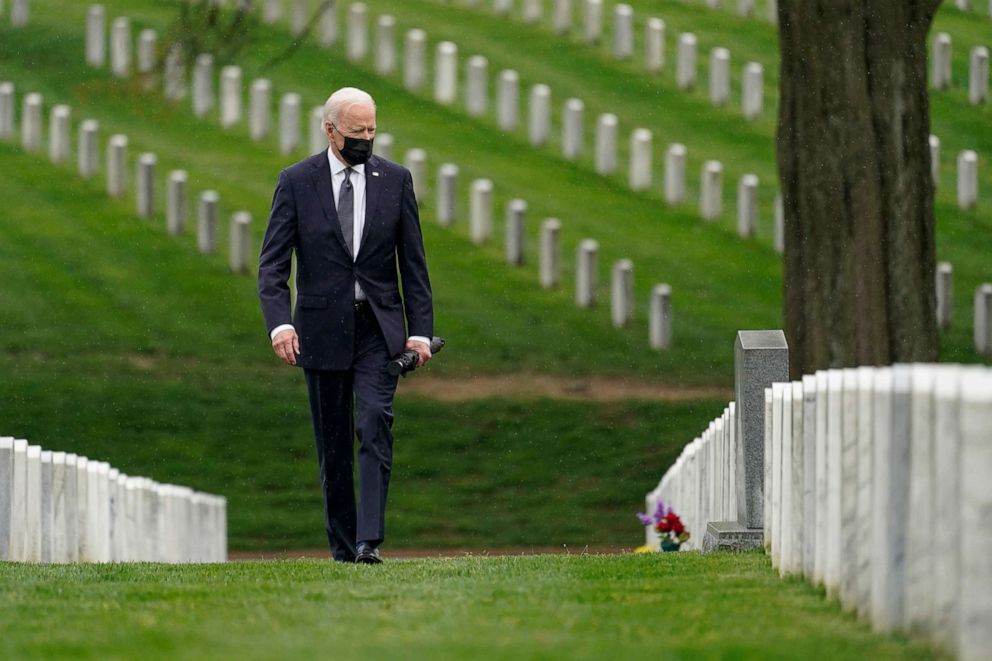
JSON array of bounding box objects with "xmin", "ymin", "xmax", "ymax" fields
[{"xmin": 0, "ymin": 554, "xmax": 939, "ymax": 659}]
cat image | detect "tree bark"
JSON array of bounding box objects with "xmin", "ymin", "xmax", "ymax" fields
[{"xmin": 777, "ymin": 0, "xmax": 942, "ymax": 378}]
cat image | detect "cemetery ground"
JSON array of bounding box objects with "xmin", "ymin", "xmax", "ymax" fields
[{"xmin": 0, "ymin": 553, "xmax": 936, "ymax": 659}]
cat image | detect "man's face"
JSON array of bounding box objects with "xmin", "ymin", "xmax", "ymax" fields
[{"xmin": 327, "ymin": 102, "xmax": 376, "ymax": 164}]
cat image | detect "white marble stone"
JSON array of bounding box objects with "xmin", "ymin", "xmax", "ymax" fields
[
  {"xmin": 198, "ymin": 190, "xmax": 219, "ymax": 255},
  {"xmin": 136, "ymin": 152, "xmax": 156, "ymax": 218},
  {"xmin": 645, "ymin": 17, "xmax": 664, "ymax": 73},
  {"xmin": 773, "ymin": 193, "xmax": 784, "ymax": 254},
  {"xmin": 74, "ymin": 456, "xmax": 89, "ymax": 561},
  {"xmin": 737, "ymin": 174, "xmax": 758, "ymax": 238},
  {"xmin": 25, "ymin": 445, "xmax": 41, "ymax": 562},
  {"xmin": 610, "ymin": 259, "xmax": 633, "ymax": 328},
  {"xmin": 405, "ymin": 148, "xmax": 427, "ymax": 204},
  {"xmin": 497, "ymin": 69, "xmax": 519, "ymax": 131},
  {"xmin": 62, "ymin": 453, "xmax": 78, "ymax": 562},
  {"xmin": 96, "ymin": 462, "xmax": 112, "ymax": 562},
  {"xmin": 163, "ymin": 44, "xmax": 186, "ymax": 101},
  {"xmin": 469, "ymin": 178, "xmax": 493, "ymax": 244},
  {"xmin": 309, "ymin": 106, "xmax": 325, "ymax": 155},
  {"xmin": 111, "ymin": 17, "xmax": 131, "ymax": 78},
  {"xmin": 263, "ymin": 0, "xmax": 283, "ymax": 24},
  {"xmin": 763, "ymin": 387, "xmax": 773, "ymax": 550},
  {"xmin": 522, "ymin": 0, "xmax": 541, "ymax": 23},
  {"xmin": 373, "ymin": 132, "xmax": 393, "ymax": 160},
  {"xmin": 800, "ymin": 375, "xmax": 817, "ymax": 580},
  {"xmin": 612, "ymin": 4, "xmax": 633, "ymax": 60},
  {"xmin": 663, "ymin": 143, "xmax": 686, "ymax": 204},
  {"xmin": 193, "ymin": 54, "xmax": 214, "ymax": 118},
  {"xmin": 649, "ymin": 284, "xmax": 672, "ymax": 350},
  {"xmin": 852, "ymin": 367, "xmax": 874, "ymax": 616},
  {"xmin": 10, "ymin": 0, "xmax": 28, "ymax": 27},
  {"xmin": 167, "ymin": 170, "xmax": 187, "ymax": 235},
  {"xmin": 39, "ymin": 452, "xmax": 56, "ymax": 563},
  {"xmin": 628, "ymin": 128, "xmax": 652, "ymax": 191},
  {"xmin": 279, "ymin": 93, "xmax": 301, "ymax": 154},
  {"xmin": 229, "ymin": 211, "xmax": 252, "ymax": 274},
  {"xmin": 49, "ymin": 104, "xmax": 71, "ymax": 164},
  {"xmin": 928, "ymin": 367, "xmax": 960, "ymax": 649},
  {"xmin": 494, "ymin": 0, "xmax": 513, "ymax": 16},
  {"xmin": 583, "ymin": 0, "xmax": 602, "ymax": 45},
  {"xmin": 86, "ymin": 5, "xmax": 106, "ymax": 67},
  {"xmin": 505, "ymin": 199, "xmax": 527, "ymax": 266},
  {"xmin": 738, "ymin": 0, "xmax": 755, "ymax": 16},
  {"xmin": 528, "ymin": 84, "xmax": 551, "ymax": 147},
  {"xmin": 709, "ymin": 47, "xmax": 730, "ymax": 107},
  {"xmin": 290, "ymin": 0, "xmax": 307, "ymax": 36},
  {"xmin": 812, "ymin": 370, "xmax": 828, "ymax": 584},
  {"xmin": 106, "ymin": 134, "xmax": 128, "ymax": 199},
  {"xmin": 347, "ymin": 2, "xmax": 368, "ymax": 62},
  {"xmin": 700, "ymin": 160, "xmax": 723, "ymax": 220},
  {"xmin": 677, "ymin": 33, "xmax": 697, "ymax": 90},
  {"xmin": 21, "ymin": 92, "xmax": 42, "ymax": 153},
  {"xmin": 0, "ymin": 82, "xmax": 14, "ymax": 139},
  {"xmin": 779, "ymin": 383, "xmax": 795, "ymax": 575},
  {"xmin": 562, "ymin": 98, "xmax": 583, "ymax": 160},
  {"xmin": 434, "ymin": 41, "xmax": 458, "ymax": 105},
  {"xmin": 553, "ymin": 0, "xmax": 572, "ymax": 34},
  {"xmin": 786, "ymin": 380, "xmax": 805, "ymax": 574},
  {"xmin": 975, "ymin": 284, "xmax": 992, "ymax": 356},
  {"xmin": 769, "ymin": 382, "xmax": 785, "ymax": 568},
  {"xmin": 540, "ymin": 218, "xmax": 561, "ymax": 289},
  {"xmin": 249, "ymin": 78, "xmax": 270, "ymax": 140},
  {"xmin": 404, "ymin": 29, "xmax": 427, "ymax": 92},
  {"xmin": 932, "ymin": 32, "xmax": 952, "ymax": 90},
  {"xmin": 221, "ymin": 66, "xmax": 243, "ymax": 129},
  {"xmin": 594, "ymin": 113, "xmax": 617, "ymax": 175},
  {"xmin": 375, "ymin": 15, "xmax": 398, "ymax": 75},
  {"xmin": 837, "ymin": 369, "xmax": 860, "ymax": 610},
  {"xmin": 936, "ymin": 261, "xmax": 953, "ymax": 330},
  {"xmin": 319, "ymin": 1, "xmax": 338, "ymax": 47},
  {"xmin": 742, "ymin": 62, "xmax": 763, "ymax": 120},
  {"xmin": 929, "ymin": 134, "xmax": 941, "ymax": 187},
  {"xmin": 436, "ymin": 163, "xmax": 458, "ymax": 227},
  {"xmin": 957, "ymin": 149, "xmax": 978, "ymax": 210},
  {"xmin": 969, "ymin": 46, "xmax": 988, "ymax": 104},
  {"xmin": 823, "ymin": 369, "xmax": 843, "ymax": 599},
  {"xmin": 465, "ymin": 55, "xmax": 488, "ymax": 117},
  {"xmin": 575, "ymin": 239, "xmax": 598, "ymax": 308},
  {"xmin": 0, "ymin": 438, "xmax": 13, "ymax": 560}
]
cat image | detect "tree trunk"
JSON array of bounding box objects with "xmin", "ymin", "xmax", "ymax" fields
[{"xmin": 777, "ymin": 0, "xmax": 942, "ymax": 378}]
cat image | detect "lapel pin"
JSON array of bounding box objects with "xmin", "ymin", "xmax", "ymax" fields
[{"xmin": 372, "ymin": 171, "xmax": 380, "ymax": 177}]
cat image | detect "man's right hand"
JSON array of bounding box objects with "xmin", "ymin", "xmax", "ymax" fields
[{"xmin": 272, "ymin": 328, "xmax": 300, "ymax": 366}]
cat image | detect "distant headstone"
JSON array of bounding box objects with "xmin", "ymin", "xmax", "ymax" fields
[
  {"xmin": 975, "ymin": 284, "xmax": 992, "ymax": 356},
  {"xmin": 523, "ymin": 0, "xmax": 542, "ymax": 23},
  {"xmin": 249, "ymin": 78, "xmax": 270, "ymax": 139},
  {"xmin": 198, "ymin": 191, "xmax": 219, "ymax": 254},
  {"xmin": 86, "ymin": 5, "xmax": 106, "ymax": 67},
  {"xmin": 106, "ymin": 134, "xmax": 128, "ymax": 198},
  {"xmin": 137, "ymin": 30, "xmax": 157, "ymax": 77},
  {"xmin": 936, "ymin": 262, "xmax": 953, "ymax": 330},
  {"xmin": 263, "ymin": 0, "xmax": 282, "ymax": 24},
  {"xmin": 375, "ymin": 15, "xmax": 396, "ymax": 75},
  {"xmin": 110, "ymin": 17, "xmax": 131, "ymax": 78},
  {"xmin": 553, "ymin": 0, "xmax": 572, "ymax": 34},
  {"xmin": 932, "ymin": 32, "xmax": 952, "ymax": 90},
  {"xmin": 21, "ymin": 92, "xmax": 42, "ymax": 153},
  {"xmin": 290, "ymin": 0, "xmax": 307, "ymax": 36},
  {"xmin": 494, "ymin": 0, "xmax": 512, "ymax": 17},
  {"xmin": 610, "ymin": 259, "xmax": 634, "ymax": 328},
  {"xmin": 404, "ymin": 29, "xmax": 427, "ymax": 91},
  {"xmin": 470, "ymin": 178, "xmax": 493, "ymax": 244},
  {"xmin": 677, "ymin": 33, "xmax": 697, "ymax": 90},
  {"xmin": 436, "ymin": 163, "xmax": 459, "ymax": 227},
  {"xmin": 0, "ymin": 82, "xmax": 14, "ymax": 138},
  {"xmin": 957, "ymin": 149, "xmax": 978, "ymax": 210},
  {"xmin": 773, "ymin": 192, "xmax": 784, "ymax": 253},
  {"xmin": 279, "ymin": 92, "xmax": 301, "ymax": 154},
  {"xmin": 229, "ymin": 211, "xmax": 252, "ymax": 274},
  {"xmin": 969, "ymin": 46, "xmax": 988, "ymax": 104},
  {"xmin": 505, "ymin": 199, "xmax": 527, "ymax": 265},
  {"xmin": 347, "ymin": 3, "xmax": 368, "ymax": 62},
  {"xmin": 737, "ymin": 173, "xmax": 758, "ymax": 238},
  {"xmin": 373, "ymin": 132, "xmax": 393, "ymax": 160},
  {"xmin": 628, "ymin": 127, "xmax": 652, "ymax": 191},
  {"xmin": 583, "ymin": 0, "xmax": 603, "ymax": 45},
  {"xmin": 49, "ymin": 104, "xmax": 71, "ymax": 164},
  {"xmin": 742, "ymin": 62, "xmax": 763, "ymax": 120},
  {"xmin": 497, "ymin": 69, "xmax": 520, "ymax": 131},
  {"xmin": 594, "ymin": 113, "xmax": 617, "ymax": 175},
  {"xmin": 163, "ymin": 44, "xmax": 186, "ymax": 101},
  {"xmin": 645, "ymin": 17, "xmax": 665, "ymax": 73},
  {"xmin": 11, "ymin": 0, "xmax": 28, "ymax": 26},
  {"xmin": 540, "ymin": 218, "xmax": 562, "ymax": 288},
  {"xmin": 575, "ymin": 239, "xmax": 599, "ymax": 308},
  {"xmin": 664, "ymin": 143, "xmax": 686, "ymax": 204},
  {"xmin": 0, "ymin": 438, "xmax": 13, "ymax": 560},
  {"xmin": 193, "ymin": 54, "xmax": 215, "ymax": 118},
  {"xmin": 78, "ymin": 119, "xmax": 100, "ymax": 178},
  {"xmin": 612, "ymin": 4, "xmax": 633, "ymax": 60},
  {"xmin": 709, "ymin": 47, "xmax": 730, "ymax": 106},
  {"xmin": 562, "ymin": 97, "xmax": 583, "ymax": 160},
  {"xmin": 435, "ymin": 41, "xmax": 458, "ymax": 105},
  {"xmin": 466, "ymin": 55, "xmax": 489, "ymax": 117},
  {"xmin": 929, "ymin": 134, "xmax": 940, "ymax": 186},
  {"xmin": 136, "ymin": 152, "xmax": 157, "ymax": 218},
  {"xmin": 649, "ymin": 284, "xmax": 672, "ymax": 350},
  {"xmin": 700, "ymin": 160, "xmax": 723, "ymax": 220},
  {"xmin": 319, "ymin": 2, "xmax": 338, "ymax": 47},
  {"xmin": 405, "ymin": 148, "xmax": 427, "ymax": 205},
  {"xmin": 25, "ymin": 445, "xmax": 41, "ymax": 561},
  {"xmin": 529, "ymin": 84, "xmax": 551, "ymax": 146},
  {"xmin": 309, "ymin": 106, "xmax": 325, "ymax": 154},
  {"xmin": 167, "ymin": 170, "xmax": 187, "ymax": 235}
]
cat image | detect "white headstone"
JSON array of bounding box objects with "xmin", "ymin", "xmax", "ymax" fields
[
  {"xmin": 779, "ymin": 382, "xmax": 795, "ymax": 576},
  {"xmin": 220, "ymin": 66, "xmax": 243, "ymax": 129},
  {"xmin": 279, "ymin": 92, "xmax": 301, "ymax": 154},
  {"xmin": 193, "ymin": 54, "xmax": 214, "ymax": 118},
  {"xmin": 0, "ymin": 82, "xmax": 14, "ymax": 139},
  {"xmin": 136, "ymin": 152, "xmax": 156, "ymax": 218},
  {"xmin": 737, "ymin": 174, "xmax": 758, "ymax": 238},
  {"xmin": 788, "ymin": 380, "xmax": 806, "ymax": 574},
  {"xmin": 969, "ymin": 46, "xmax": 988, "ymax": 104},
  {"xmin": 553, "ymin": 0, "xmax": 572, "ymax": 34},
  {"xmin": 738, "ymin": 0, "xmax": 755, "ymax": 16},
  {"xmin": 612, "ymin": 4, "xmax": 633, "ymax": 60},
  {"xmin": 86, "ymin": 5, "xmax": 106, "ymax": 67},
  {"xmin": 709, "ymin": 47, "xmax": 730, "ymax": 106},
  {"xmin": 137, "ymin": 29, "xmax": 157, "ymax": 77},
  {"xmin": 929, "ymin": 134, "xmax": 940, "ymax": 187},
  {"xmin": 853, "ymin": 367, "xmax": 874, "ymax": 615},
  {"xmin": 770, "ymin": 382, "xmax": 785, "ymax": 568},
  {"xmin": 498, "ymin": 69, "xmax": 520, "ymax": 131},
  {"xmin": 25, "ymin": 446, "xmax": 41, "ymax": 561},
  {"xmin": 404, "ymin": 29, "xmax": 427, "ymax": 91},
  {"xmin": 167, "ymin": 170, "xmax": 187, "ymax": 235},
  {"xmin": 529, "ymin": 84, "xmax": 551, "ymax": 147},
  {"xmin": 375, "ymin": 15, "xmax": 396, "ymax": 75},
  {"xmin": 466, "ymin": 55, "xmax": 489, "ymax": 117},
  {"xmin": 812, "ymin": 370, "xmax": 828, "ymax": 584},
  {"xmin": 773, "ymin": 193, "xmax": 784, "ymax": 253},
  {"xmin": 594, "ymin": 113, "xmax": 617, "ymax": 175},
  {"xmin": 106, "ymin": 134, "xmax": 128, "ymax": 198},
  {"xmin": 49, "ymin": 104, "xmax": 71, "ymax": 164},
  {"xmin": 610, "ymin": 259, "xmax": 634, "ymax": 328},
  {"xmin": 110, "ymin": 17, "xmax": 131, "ymax": 78},
  {"xmin": 700, "ymin": 160, "xmax": 723, "ymax": 220},
  {"xmin": 957, "ymin": 149, "xmax": 978, "ymax": 210},
  {"xmin": 575, "ymin": 239, "xmax": 599, "ymax": 308},
  {"xmin": 11, "ymin": 0, "xmax": 27, "ymax": 27},
  {"xmin": 249, "ymin": 78, "xmax": 270, "ymax": 140},
  {"xmin": 583, "ymin": 0, "xmax": 602, "ymax": 44},
  {"xmin": 523, "ymin": 0, "xmax": 542, "ymax": 23},
  {"xmin": 263, "ymin": 0, "xmax": 283, "ymax": 24},
  {"xmin": 74, "ymin": 456, "xmax": 88, "ymax": 561},
  {"xmin": 677, "ymin": 33, "xmax": 697, "ymax": 90},
  {"xmin": 505, "ymin": 199, "xmax": 527, "ymax": 265},
  {"xmin": 229, "ymin": 211, "xmax": 252, "ymax": 274},
  {"xmin": 21, "ymin": 92, "xmax": 42, "ymax": 153},
  {"xmin": 436, "ymin": 163, "xmax": 459, "ymax": 227},
  {"xmin": 838, "ymin": 369, "xmax": 860, "ymax": 607},
  {"xmin": 290, "ymin": 0, "xmax": 307, "ymax": 36},
  {"xmin": 10, "ymin": 441, "xmax": 28, "ymax": 561},
  {"xmin": 628, "ymin": 127, "xmax": 652, "ymax": 191},
  {"xmin": 198, "ymin": 190, "xmax": 219, "ymax": 254},
  {"xmin": 469, "ymin": 178, "xmax": 493, "ymax": 244},
  {"xmin": 742, "ymin": 62, "xmax": 763, "ymax": 120},
  {"xmin": 309, "ymin": 105, "xmax": 325, "ymax": 154},
  {"xmin": 494, "ymin": 0, "xmax": 512, "ymax": 16},
  {"xmin": 540, "ymin": 218, "xmax": 562, "ymax": 288},
  {"xmin": 932, "ymin": 32, "xmax": 952, "ymax": 90},
  {"xmin": 975, "ymin": 284, "xmax": 992, "ymax": 356},
  {"xmin": 664, "ymin": 143, "xmax": 686, "ymax": 205},
  {"xmin": 0, "ymin": 438, "xmax": 13, "ymax": 560},
  {"xmin": 347, "ymin": 2, "xmax": 368, "ymax": 62},
  {"xmin": 649, "ymin": 284, "xmax": 672, "ymax": 350},
  {"xmin": 163, "ymin": 44, "xmax": 186, "ymax": 101},
  {"xmin": 373, "ymin": 132, "xmax": 393, "ymax": 160},
  {"xmin": 319, "ymin": 1, "xmax": 338, "ymax": 47},
  {"xmin": 645, "ymin": 18, "xmax": 665, "ymax": 73},
  {"xmin": 405, "ymin": 148, "xmax": 427, "ymax": 204},
  {"xmin": 936, "ymin": 261, "xmax": 953, "ymax": 330},
  {"xmin": 435, "ymin": 41, "xmax": 458, "ymax": 105},
  {"xmin": 562, "ymin": 97, "xmax": 583, "ymax": 160}
]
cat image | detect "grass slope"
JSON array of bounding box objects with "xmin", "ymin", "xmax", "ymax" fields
[{"xmin": 0, "ymin": 554, "xmax": 938, "ymax": 659}]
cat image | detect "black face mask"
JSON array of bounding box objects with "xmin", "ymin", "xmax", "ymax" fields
[{"xmin": 336, "ymin": 132, "xmax": 374, "ymax": 166}]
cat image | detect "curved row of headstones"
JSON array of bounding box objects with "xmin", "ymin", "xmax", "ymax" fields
[
  {"xmin": 0, "ymin": 436, "xmax": 227, "ymax": 563},
  {"xmin": 648, "ymin": 336, "xmax": 992, "ymax": 660},
  {"xmin": 931, "ymin": 32, "xmax": 990, "ymax": 105}
]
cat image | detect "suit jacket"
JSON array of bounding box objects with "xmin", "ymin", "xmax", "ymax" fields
[{"xmin": 258, "ymin": 152, "xmax": 433, "ymax": 370}]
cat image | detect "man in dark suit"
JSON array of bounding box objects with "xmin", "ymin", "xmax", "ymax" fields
[{"xmin": 258, "ymin": 87, "xmax": 433, "ymax": 564}]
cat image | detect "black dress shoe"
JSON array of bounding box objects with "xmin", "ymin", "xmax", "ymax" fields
[{"xmin": 355, "ymin": 542, "xmax": 382, "ymax": 564}]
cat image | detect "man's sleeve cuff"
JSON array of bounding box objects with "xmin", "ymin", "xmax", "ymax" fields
[
  {"xmin": 407, "ymin": 335, "xmax": 431, "ymax": 347},
  {"xmin": 270, "ymin": 324, "xmax": 295, "ymax": 341}
]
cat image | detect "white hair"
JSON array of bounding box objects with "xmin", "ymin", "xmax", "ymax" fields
[{"xmin": 323, "ymin": 87, "xmax": 376, "ymax": 126}]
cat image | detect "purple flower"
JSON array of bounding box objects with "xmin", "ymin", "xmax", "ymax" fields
[{"xmin": 636, "ymin": 500, "xmax": 671, "ymax": 527}]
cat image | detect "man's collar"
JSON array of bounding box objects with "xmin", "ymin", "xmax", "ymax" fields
[{"xmin": 327, "ymin": 147, "xmax": 366, "ymax": 176}]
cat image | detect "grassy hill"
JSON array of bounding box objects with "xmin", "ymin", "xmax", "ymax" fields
[{"xmin": 0, "ymin": 0, "xmax": 989, "ymax": 551}]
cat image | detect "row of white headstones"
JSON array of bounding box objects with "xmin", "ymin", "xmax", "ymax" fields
[
  {"xmin": 0, "ymin": 436, "xmax": 228, "ymax": 563},
  {"xmin": 650, "ymin": 361, "xmax": 992, "ymax": 661}
]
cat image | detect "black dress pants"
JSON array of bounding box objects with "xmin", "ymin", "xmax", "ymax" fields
[{"xmin": 303, "ymin": 303, "xmax": 399, "ymax": 561}]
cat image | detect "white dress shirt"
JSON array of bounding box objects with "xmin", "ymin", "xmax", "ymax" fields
[{"xmin": 270, "ymin": 148, "xmax": 429, "ymax": 351}]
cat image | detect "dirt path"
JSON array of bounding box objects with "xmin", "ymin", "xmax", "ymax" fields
[
  {"xmin": 397, "ymin": 374, "xmax": 731, "ymax": 402},
  {"xmin": 228, "ymin": 545, "xmax": 630, "ymax": 561}
]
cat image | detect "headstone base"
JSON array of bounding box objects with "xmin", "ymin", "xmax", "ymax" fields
[{"xmin": 702, "ymin": 521, "xmax": 764, "ymax": 552}]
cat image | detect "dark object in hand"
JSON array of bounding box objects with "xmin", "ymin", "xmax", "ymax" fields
[{"xmin": 388, "ymin": 337, "xmax": 445, "ymax": 377}]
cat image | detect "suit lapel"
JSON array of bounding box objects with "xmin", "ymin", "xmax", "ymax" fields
[
  {"xmin": 310, "ymin": 153, "xmax": 352, "ymax": 257},
  {"xmin": 358, "ymin": 155, "xmax": 383, "ymax": 261}
]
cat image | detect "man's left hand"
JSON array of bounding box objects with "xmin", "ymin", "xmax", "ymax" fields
[{"xmin": 406, "ymin": 339, "xmax": 432, "ymax": 367}]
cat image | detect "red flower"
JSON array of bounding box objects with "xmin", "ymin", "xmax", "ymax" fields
[{"xmin": 656, "ymin": 520, "xmax": 671, "ymax": 533}]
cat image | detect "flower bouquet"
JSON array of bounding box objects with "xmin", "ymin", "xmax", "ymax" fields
[{"xmin": 636, "ymin": 501, "xmax": 690, "ymax": 552}]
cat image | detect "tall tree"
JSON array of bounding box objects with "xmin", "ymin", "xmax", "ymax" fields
[{"xmin": 777, "ymin": 0, "xmax": 942, "ymax": 377}]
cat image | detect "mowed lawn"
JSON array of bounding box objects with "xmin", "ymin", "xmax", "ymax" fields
[{"xmin": 0, "ymin": 553, "xmax": 938, "ymax": 660}]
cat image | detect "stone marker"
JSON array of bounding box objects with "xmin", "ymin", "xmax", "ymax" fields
[
  {"xmin": 86, "ymin": 5, "xmax": 106, "ymax": 67},
  {"xmin": 853, "ymin": 367, "xmax": 873, "ymax": 614},
  {"xmin": 220, "ymin": 66, "xmax": 243, "ymax": 129},
  {"xmin": 742, "ymin": 62, "xmax": 763, "ymax": 120},
  {"xmin": 193, "ymin": 54, "xmax": 215, "ymax": 118},
  {"xmin": 167, "ymin": 170, "xmax": 187, "ymax": 235},
  {"xmin": 494, "ymin": 0, "xmax": 512, "ymax": 16},
  {"xmin": 838, "ymin": 369, "xmax": 860, "ymax": 606},
  {"xmin": 404, "ymin": 29, "xmax": 427, "ymax": 91},
  {"xmin": 664, "ymin": 143, "xmax": 687, "ymax": 204},
  {"xmin": 553, "ymin": 0, "xmax": 572, "ymax": 34},
  {"xmin": 738, "ymin": 0, "xmax": 755, "ymax": 16},
  {"xmin": 903, "ymin": 365, "xmax": 936, "ymax": 630},
  {"xmin": 164, "ymin": 44, "xmax": 186, "ymax": 101},
  {"xmin": 497, "ymin": 69, "xmax": 520, "ymax": 131},
  {"xmin": 11, "ymin": 0, "xmax": 27, "ymax": 27},
  {"xmin": 773, "ymin": 193, "xmax": 784, "ymax": 253},
  {"xmin": 505, "ymin": 199, "xmax": 527, "ymax": 265},
  {"xmin": 649, "ymin": 284, "xmax": 672, "ymax": 350},
  {"xmin": 319, "ymin": 1, "xmax": 338, "ymax": 47},
  {"xmin": 375, "ymin": 15, "xmax": 396, "ymax": 75},
  {"xmin": 929, "ymin": 134, "xmax": 940, "ymax": 186},
  {"xmin": 309, "ymin": 106, "xmax": 325, "ymax": 154},
  {"xmin": 628, "ymin": 128, "xmax": 652, "ymax": 191},
  {"xmin": 198, "ymin": 190, "xmax": 219, "ymax": 254},
  {"xmin": 769, "ymin": 382, "xmax": 785, "ymax": 567},
  {"xmin": 823, "ymin": 370, "xmax": 845, "ymax": 597},
  {"xmin": 575, "ymin": 239, "xmax": 599, "ymax": 308},
  {"xmin": 0, "ymin": 438, "xmax": 12, "ymax": 560},
  {"xmin": 677, "ymin": 33, "xmax": 697, "ymax": 90},
  {"xmin": 347, "ymin": 2, "xmax": 368, "ymax": 62},
  {"xmin": 279, "ymin": 92, "xmax": 301, "ymax": 154},
  {"xmin": 562, "ymin": 97, "xmax": 583, "ymax": 160},
  {"xmin": 53, "ymin": 452, "xmax": 71, "ymax": 562},
  {"xmin": 229, "ymin": 211, "xmax": 251, "ymax": 274},
  {"xmin": 595, "ymin": 113, "xmax": 617, "ymax": 175},
  {"xmin": 957, "ymin": 149, "xmax": 978, "ymax": 210},
  {"xmin": 611, "ymin": 259, "xmax": 634, "ymax": 328},
  {"xmin": 249, "ymin": 78, "xmax": 270, "ymax": 140},
  {"xmin": 645, "ymin": 17, "xmax": 665, "ymax": 73},
  {"xmin": 136, "ymin": 152, "xmax": 157, "ymax": 218},
  {"xmin": 0, "ymin": 82, "xmax": 14, "ymax": 138},
  {"xmin": 932, "ymin": 32, "xmax": 952, "ymax": 90},
  {"xmin": 936, "ymin": 262, "xmax": 953, "ymax": 330},
  {"xmin": 106, "ymin": 134, "xmax": 128, "ymax": 198},
  {"xmin": 373, "ymin": 132, "xmax": 393, "ymax": 160},
  {"xmin": 49, "ymin": 104, "xmax": 71, "ymax": 164},
  {"xmin": 976, "ymin": 284, "xmax": 992, "ymax": 356},
  {"xmin": 137, "ymin": 29, "xmax": 157, "ymax": 77},
  {"xmin": 23, "ymin": 445, "xmax": 41, "ymax": 562},
  {"xmin": 700, "ymin": 160, "xmax": 723, "ymax": 220},
  {"xmin": 613, "ymin": 4, "xmax": 633, "ymax": 60},
  {"xmin": 263, "ymin": 0, "xmax": 282, "ymax": 24},
  {"xmin": 528, "ymin": 84, "xmax": 551, "ymax": 147},
  {"xmin": 469, "ymin": 178, "xmax": 493, "ymax": 244},
  {"xmin": 110, "ymin": 17, "xmax": 131, "ymax": 78},
  {"xmin": 584, "ymin": 0, "xmax": 603, "ymax": 44},
  {"xmin": 11, "ymin": 440, "xmax": 27, "ymax": 561},
  {"xmin": 21, "ymin": 92, "xmax": 42, "ymax": 153},
  {"xmin": 955, "ymin": 0, "xmax": 970, "ymax": 8},
  {"xmin": 437, "ymin": 163, "xmax": 458, "ymax": 227},
  {"xmin": 767, "ymin": 0, "xmax": 778, "ymax": 23},
  {"xmin": 709, "ymin": 47, "xmax": 730, "ymax": 106},
  {"xmin": 523, "ymin": 0, "xmax": 542, "ymax": 23},
  {"xmin": 74, "ymin": 456, "xmax": 88, "ymax": 561},
  {"xmin": 812, "ymin": 369, "xmax": 828, "ymax": 584},
  {"xmin": 969, "ymin": 46, "xmax": 988, "ymax": 104},
  {"xmin": 737, "ymin": 173, "xmax": 758, "ymax": 238},
  {"xmin": 78, "ymin": 119, "xmax": 100, "ymax": 178},
  {"xmin": 466, "ymin": 55, "xmax": 488, "ymax": 117},
  {"xmin": 435, "ymin": 42, "xmax": 458, "ymax": 105},
  {"xmin": 290, "ymin": 0, "xmax": 307, "ymax": 36},
  {"xmin": 787, "ymin": 380, "xmax": 805, "ymax": 574},
  {"xmin": 405, "ymin": 148, "xmax": 427, "ymax": 204},
  {"xmin": 540, "ymin": 218, "xmax": 562, "ymax": 288}
]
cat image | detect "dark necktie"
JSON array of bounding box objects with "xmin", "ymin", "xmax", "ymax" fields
[{"xmin": 338, "ymin": 167, "xmax": 354, "ymax": 257}]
